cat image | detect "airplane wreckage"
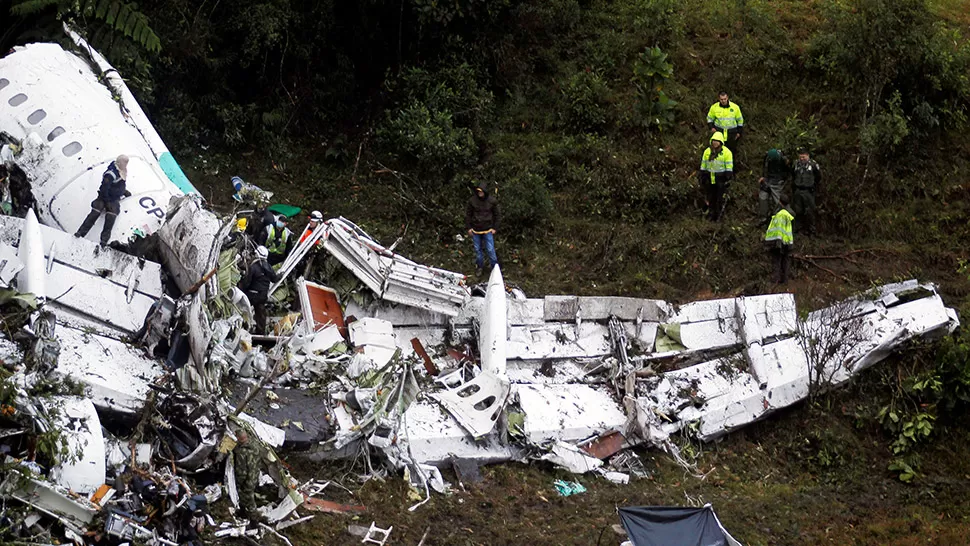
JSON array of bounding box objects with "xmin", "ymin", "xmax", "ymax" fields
[{"xmin": 0, "ymin": 29, "xmax": 961, "ymax": 546}]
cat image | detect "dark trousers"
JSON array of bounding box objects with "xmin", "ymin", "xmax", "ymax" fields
[
  {"xmin": 725, "ymin": 130, "xmax": 741, "ymax": 155},
  {"xmin": 247, "ymin": 291, "xmax": 269, "ymax": 334},
  {"xmin": 704, "ymin": 182, "xmax": 728, "ymax": 221},
  {"xmin": 268, "ymin": 252, "xmax": 285, "ymax": 266},
  {"xmin": 792, "ymin": 189, "xmax": 816, "ymax": 234},
  {"xmin": 75, "ymin": 199, "xmax": 120, "ymax": 244},
  {"xmin": 769, "ymin": 246, "xmax": 791, "ymax": 284}
]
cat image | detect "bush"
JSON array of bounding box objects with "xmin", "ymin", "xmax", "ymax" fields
[
  {"xmin": 496, "ymin": 172, "xmax": 553, "ymax": 237},
  {"xmin": 378, "ymin": 102, "xmax": 477, "ymax": 173},
  {"xmin": 559, "ymin": 70, "xmax": 612, "ymax": 132},
  {"xmin": 809, "ymin": 0, "xmax": 970, "ymax": 139},
  {"xmin": 859, "ymin": 91, "xmax": 911, "ymax": 157},
  {"xmin": 631, "ymin": 46, "xmax": 677, "ymax": 131},
  {"xmin": 626, "ymin": 0, "xmax": 685, "ymax": 47},
  {"xmin": 390, "ymin": 63, "xmax": 495, "ymax": 130}
]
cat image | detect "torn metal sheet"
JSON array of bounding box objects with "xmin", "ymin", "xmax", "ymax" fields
[
  {"xmin": 515, "ymin": 384, "xmax": 627, "ymax": 443},
  {"xmin": 401, "ymin": 400, "xmax": 516, "ymax": 465},
  {"xmin": 54, "ymin": 324, "xmax": 166, "ymax": 414},
  {"xmin": 0, "ymin": 240, "xmax": 24, "ymax": 286},
  {"xmin": 1, "ymin": 471, "xmax": 99, "ymax": 533},
  {"xmin": 237, "ymin": 412, "xmax": 287, "ymax": 449},
  {"xmin": 321, "ymin": 218, "xmax": 469, "ymax": 316},
  {"xmin": 541, "ymin": 441, "xmax": 604, "ymax": 474},
  {"xmin": 47, "ymin": 397, "xmax": 106, "ymax": 494},
  {"xmin": 432, "ymin": 371, "xmax": 511, "ymax": 439},
  {"xmin": 296, "ymin": 278, "xmax": 346, "ymax": 333},
  {"xmin": 579, "ymin": 431, "xmax": 627, "ymax": 460},
  {"xmin": 349, "ymin": 317, "xmax": 397, "ymax": 368},
  {"xmin": 155, "ymin": 195, "xmax": 226, "ymax": 293}
]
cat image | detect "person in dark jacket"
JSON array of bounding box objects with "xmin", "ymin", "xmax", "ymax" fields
[
  {"xmin": 75, "ymin": 155, "xmax": 131, "ymax": 245},
  {"xmin": 465, "ymin": 181, "xmax": 500, "ymax": 274},
  {"xmin": 792, "ymin": 148, "xmax": 822, "ymax": 235},
  {"xmin": 238, "ymin": 246, "xmax": 280, "ymax": 334},
  {"xmin": 758, "ymin": 148, "xmax": 791, "ymax": 225}
]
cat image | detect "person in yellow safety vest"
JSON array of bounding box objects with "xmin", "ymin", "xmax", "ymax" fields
[
  {"xmin": 257, "ymin": 215, "xmax": 294, "ymax": 266},
  {"xmin": 707, "ymin": 92, "xmax": 744, "ymax": 154},
  {"xmin": 698, "ymin": 131, "xmax": 734, "ymax": 221},
  {"xmin": 764, "ymin": 194, "xmax": 795, "ymax": 284}
]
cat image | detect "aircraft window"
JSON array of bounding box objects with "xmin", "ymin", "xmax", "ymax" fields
[
  {"xmin": 0, "ymin": 78, "xmax": 9, "ymax": 90},
  {"xmin": 28, "ymin": 109, "xmax": 47, "ymax": 124},
  {"xmin": 62, "ymin": 141, "xmax": 82, "ymax": 156},
  {"xmin": 8, "ymin": 93, "xmax": 27, "ymax": 106},
  {"xmin": 47, "ymin": 127, "xmax": 65, "ymax": 141}
]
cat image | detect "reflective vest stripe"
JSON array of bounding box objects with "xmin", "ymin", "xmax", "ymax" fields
[
  {"xmin": 765, "ymin": 210, "xmax": 794, "ymax": 245},
  {"xmin": 266, "ymin": 226, "xmax": 290, "ymax": 254},
  {"xmin": 706, "ymin": 102, "xmax": 744, "ymax": 130},
  {"xmin": 700, "ymin": 148, "xmax": 734, "ymax": 183}
]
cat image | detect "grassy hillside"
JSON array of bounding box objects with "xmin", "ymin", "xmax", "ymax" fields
[{"xmin": 160, "ymin": 0, "xmax": 970, "ymax": 318}]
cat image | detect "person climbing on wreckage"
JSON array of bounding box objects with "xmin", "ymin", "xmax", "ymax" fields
[
  {"xmin": 238, "ymin": 246, "xmax": 279, "ymax": 335},
  {"xmin": 74, "ymin": 155, "xmax": 131, "ymax": 246},
  {"xmin": 257, "ymin": 214, "xmax": 295, "ymax": 267}
]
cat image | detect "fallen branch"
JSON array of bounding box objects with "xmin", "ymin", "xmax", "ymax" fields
[
  {"xmin": 797, "ymin": 248, "xmax": 880, "ymax": 260},
  {"xmin": 793, "ymin": 255, "xmax": 851, "ymax": 282},
  {"xmin": 231, "ymin": 346, "xmax": 287, "ymax": 418}
]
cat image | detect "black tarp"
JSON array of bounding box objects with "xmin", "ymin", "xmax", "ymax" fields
[{"xmin": 619, "ymin": 504, "xmax": 742, "ymax": 546}]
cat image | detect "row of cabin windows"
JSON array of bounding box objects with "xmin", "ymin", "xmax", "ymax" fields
[{"xmin": 0, "ymin": 77, "xmax": 82, "ymax": 157}]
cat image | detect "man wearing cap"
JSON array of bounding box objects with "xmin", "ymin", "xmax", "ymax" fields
[
  {"xmin": 238, "ymin": 246, "xmax": 279, "ymax": 334},
  {"xmin": 698, "ymin": 132, "xmax": 734, "ymax": 221},
  {"xmin": 257, "ymin": 215, "xmax": 294, "ymax": 266},
  {"xmin": 465, "ymin": 181, "xmax": 500, "ymax": 275},
  {"xmin": 758, "ymin": 148, "xmax": 791, "ymax": 225},
  {"xmin": 75, "ymin": 155, "xmax": 131, "ymax": 245},
  {"xmin": 792, "ymin": 148, "xmax": 822, "ymax": 235}
]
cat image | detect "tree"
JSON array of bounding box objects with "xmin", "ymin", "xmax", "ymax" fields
[{"xmin": 8, "ymin": 0, "xmax": 161, "ymax": 53}]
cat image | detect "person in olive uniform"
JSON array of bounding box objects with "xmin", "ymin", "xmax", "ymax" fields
[
  {"xmin": 233, "ymin": 430, "xmax": 263, "ymax": 521},
  {"xmin": 791, "ymin": 148, "xmax": 822, "ymax": 235}
]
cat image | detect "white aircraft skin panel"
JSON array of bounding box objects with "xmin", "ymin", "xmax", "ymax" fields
[
  {"xmin": 403, "ymin": 400, "xmax": 514, "ymax": 465},
  {"xmin": 54, "ymin": 323, "xmax": 166, "ymax": 414},
  {"xmin": 16, "ymin": 209, "xmax": 45, "ymax": 299},
  {"xmin": 0, "ymin": 215, "xmax": 164, "ymax": 297},
  {"xmin": 0, "ymin": 44, "xmax": 183, "ymax": 240},
  {"xmin": 480, "ymin": 266, "xmax": 507, "ymax": 376},
  {"xmin": 515, "ymin": 384, "xmax": 627, "ymax": 443},
  {"xmin": 47, "ymin": 397, "xmax": 106, "ymax": 494}
]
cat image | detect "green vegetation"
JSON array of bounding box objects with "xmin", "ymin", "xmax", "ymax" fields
[{"xmin": 5, "ymin": 0, "xmax": 970, "ymax": 542}]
